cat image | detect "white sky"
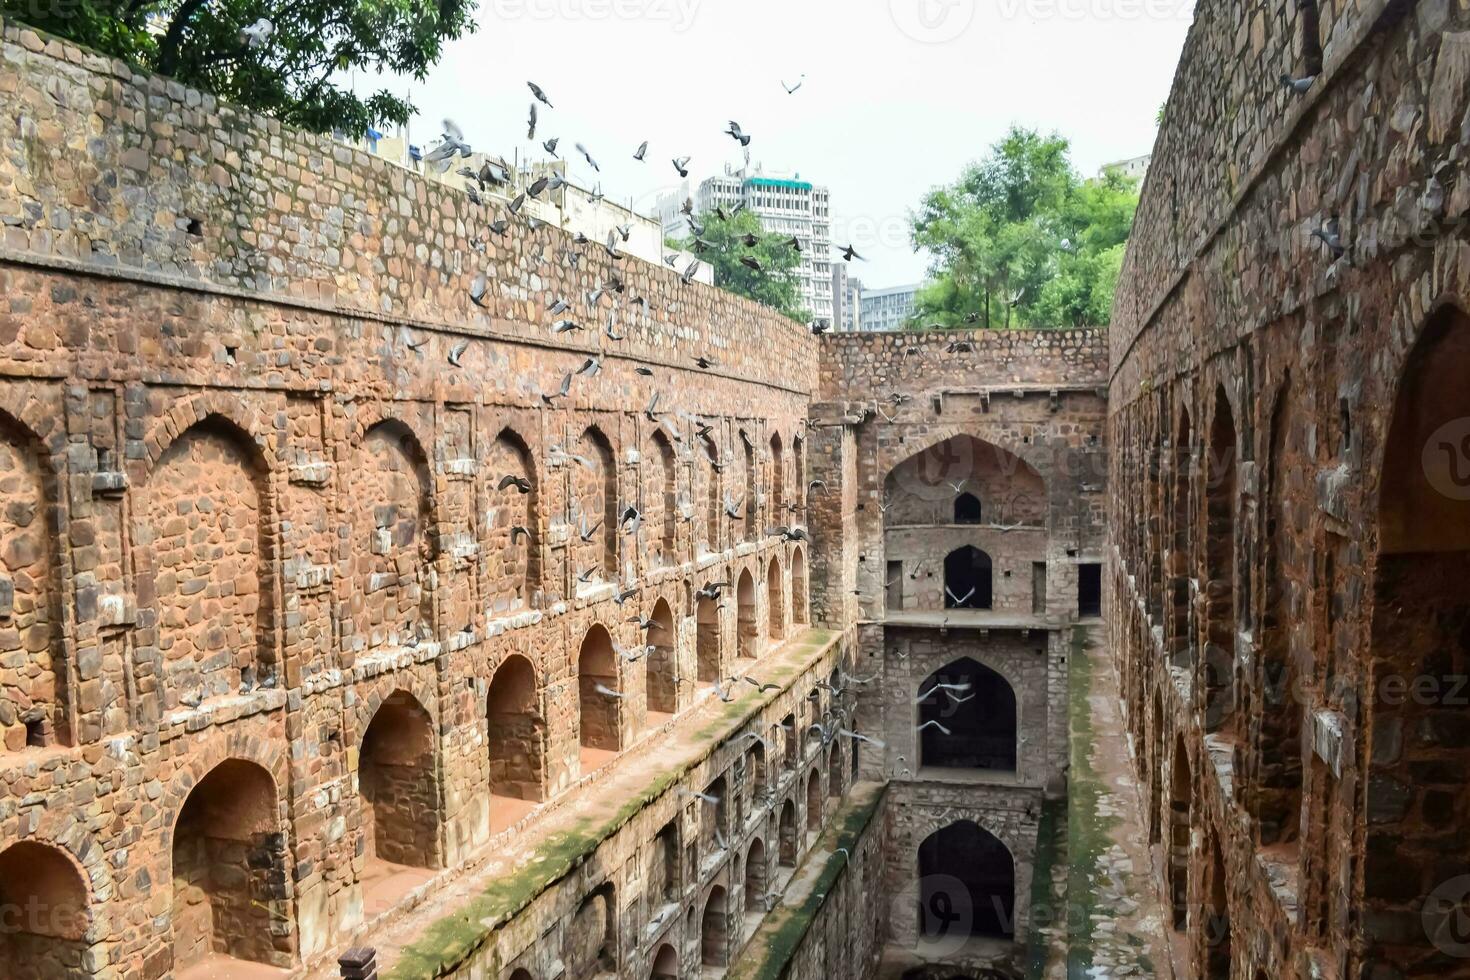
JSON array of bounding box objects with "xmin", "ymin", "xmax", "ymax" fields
[{"xmin": 361, "ymin": 0, "xmax": 1195, "ymax": 287}]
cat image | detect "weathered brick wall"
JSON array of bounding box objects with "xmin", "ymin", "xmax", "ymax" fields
[
  {"xmin": 1109, "ymin": 1, "xmax": 1470, "ymax": 978},
  {"xmin": 0, "ymin": 18, "xmax": 843, "ymax": 980}
]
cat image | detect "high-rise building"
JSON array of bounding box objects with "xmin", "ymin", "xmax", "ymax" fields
[
  {"xmin": 859, "ymin": 283, "xmax": 921, "ymax": 332},
  {"xmin": 658, "ymin": 163, "xmax": 833, "ymax": 324},
  {"xmin": 832, "ymin": 265, "xmax": 862, "ymax": 332}
]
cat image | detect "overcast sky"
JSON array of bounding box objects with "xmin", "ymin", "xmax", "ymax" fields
[{"xmin": 360, "ymin": 0, "xmax": 1195, "ymax": 287}]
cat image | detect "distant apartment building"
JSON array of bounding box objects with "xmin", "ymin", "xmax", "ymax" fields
[
  {"xmin": 658, "ymin": 163, "xmax": 834, "ymax": 324},
  {"xmin": 832, "ymin": 265, "xmax": 862, "ymax": 332},
  {"xmin": 1100, "ymin": 154, "xmax": 1152, "ymax": 182},
  {"xmin": 859, "ymin": 283, "xmax": 921, "ymax": 332}
]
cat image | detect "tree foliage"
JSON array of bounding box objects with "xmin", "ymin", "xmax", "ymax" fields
[
  {"xmin": 669, "ymin": 208, "xmax": 809, "ymax": 322},
  {"xmin": 2, "ymin": 0, "xmax": 474, "ymax": 134},
  {"xmin": 909, "ymin": 126, "xmax": 1139, "ymax": 330}
]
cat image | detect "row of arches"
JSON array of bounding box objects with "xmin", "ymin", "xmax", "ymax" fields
[
  {"xmin": 0, "ymin": 404, "xmax": 809, "ymax": 750},
  {"xmin": 1118, "ymin": 301, "xmax": 1470, "ymax": 974}
]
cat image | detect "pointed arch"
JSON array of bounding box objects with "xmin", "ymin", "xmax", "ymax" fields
[
  {"xmin": 487, "ymin": 654, "xmax": 545, "ymax": 804},
  {"xmin": 0, "ymin": 840, "xmax": 91, "ymax": 974},
  {"xmin": 349, "ymin": 418, "xmax": 435, "ymax": 655},
  {"xmin": 769, "ymin": 431, "xmax": 785, "ymax": 517},
  {"xmin": 696, "ymin": 587, "xmax": 722, "ymax": 684},
  {"xmin": 740, "ymin": 428, "xmax": 758, "ymax": 542},
  {"xmin": 578, "ymin": 623, "xmax": 623, "ymax": 757},
  {"xmin": 1169, "ymin": 405, "xmax": 1194, "ymax": 667},
  {"xmin": 359, "ymin": 690, "xmax": 441, "ymax": 870},
  {"xmin": 139, "ymin": 414, "xmax": 275, "ymax": 708},
  {"xmin": 1202, "ymin": 386, "xmax": 1237, "ymax": 732},
  {"xmin": 766, "ymin": 557, "xmax": 785, "ymax": 641},
  {"xmin": 0, "ymin": 410, "xmax": 66, "ymax": 750},
  {"xmin": 645, "ymin": 428, "xmax": 678, "ymax": 568},
  {"xmin": 488, "ymin": 427, "xmax": 541, "ymax": 612},
  {"xmin": 700, "ymin": 433, "xmax": 721, "ymax": 553},
  {"xmin": 917, "ymin": 657, "xmax": 1017, "ymax": 771},
  {"xmin": 700, "ymin": 885, "xmax": 729, "ymax": 967},
  {"xmin": 575, "ymin": 425, "xmax": 619, "ymax": 581},
  {"xmin": 917, "ymin": 820, "xmax": 1014, "ymax": 939},
  {"xmin": 646, "ymin": 597, "xmax": 679, "ymax": 718},
  {"xmin": 743, "ymin": 837, "xmax": 768, "ymax": 920},
  {"xmin": 791, "ymin": 547, "xmax": 809, "ymax": 625},
  {"xmin": 171, "ymin": 759, "xmax": 293, "ymax": 970},
  {"xmin": 736, "ymin": 567, "xmax": 759, "ymax": 659},
  {"xmin": 883, "ymin": 434, "xmax": 1046, "ymax": 527}
]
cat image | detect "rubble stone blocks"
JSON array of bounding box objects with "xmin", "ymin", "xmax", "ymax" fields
[{"xmin": 1108, "ymin": 2, "xmax": 1470, "ymax": 979}]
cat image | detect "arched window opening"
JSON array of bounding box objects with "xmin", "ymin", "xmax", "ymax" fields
[
  {"xmin": 805, "ymin": 770, "xmax": 822, "ymax": 832},
  {"xmin": 791, "ymin": 548, "xmax": 809, "ymax": 624},
  {"xmin": 778, "ymin": 800, "xmax": 798, "ymax": 867},
  {"xmin": 488, "ymin": 429, "xmax": 540, "ymax": 612},
  {"xmin": 1203, "ymin": 387, "xmax": 1237, "ymax": 733},
  {"xmin": 578, "ymin": 625, "xmax": 623, "ymax": 766},
  {"xmin": 359, "ymin": 691, "xmax": 441, "ymax": 914},
  {"xmin": 943, "ymin": 546, "xmax": 993, "ymax": 610},
  {"xmin": 650, "ymin": 943, "xmax": 678, "ymax": 980},
  {"xmin": 736, "ymin": 569, "xmax": 759, "ymax": 659},
  {"xmin": 171, "ymin": 760, "xmax": 292, "ymax": 971},
  {"xmin": 743, "ymin": 838, "xmax": 767, "ymax": 920},
  {"xmin": 0, "ymin": 841, "xmax": 89, "ymax": 975},
  {"xmin": 767, "ymin": 559, "xmax": 785, "ymax": 641},
  {"xmin": 1169, "ymin": 736, "xmax": 1192, "ymax": 930},
  {"xmin": 696, "ymin": 591, "xmax": 721, "ymax": 683},
  {"xmin": 646, "ymin": 598, "xmax": 679, "ymax": 720},
  {"xmin": 917, "ymin": 821, "xmax": 1014, "ymax": 940},
  {"xmin": 918, "ymin": 658, "xmax": 1017, "ymax": 771},
  {"xmin": 953, "ymin": 492, "xmax": 983, "ymax": 524},
  {"xmin": 700, "ymin": 886, "xmax": 729, "ymax": 967},
  {"xmin": 486, "ymin": 655, "xmax": 546, "ymax": 835}
]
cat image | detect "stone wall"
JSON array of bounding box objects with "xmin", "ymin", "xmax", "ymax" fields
[
  {"xmin": 1108, "ymin": 0, "xmax": 1470, "ymax": 978},
  {"xmin": 0, "ymin": 18, "xmax": 836, "ymax": 980}
]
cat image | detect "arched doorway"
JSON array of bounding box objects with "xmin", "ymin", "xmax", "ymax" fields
[
  {"xmin": 767, "ymin": 558, "xmax": 785, "ymax": 641},
  {"xmin": 488, "ymin": 428, "xmax": 540, "ymax": 612},
  {"xmin": 360, "ymin": 692, "xmax": 440, "ymax": 870},
  {"xmin": 696, "ymin": 589, "xmax": 721, "ymax": 683},
  {"xmin": 1169, "ymin": 735, "xmax": 1192, "ymax": 930},
  {"xmin": 1365, "ymin": 304, "xmax": 1470, "ymax": 965},
  {"xmin": 805, "ymin": 769, "xmax": 822, "ymax": 832},
  {"xmin": 918, "ymin": 821, "xmax": 1015, "ymax": 940},
  {"xmin": 575, "ymin": 426, "xmax": 619, "ymax": 580},
  {"xmin": 646, "ymin": 598, "xmax": 678, "ymax": 721},
  {"xmin": 578, "ymin": 624, "xmax": 623, "ymax": 768},
  {"xmin": 0, "ymin": 841, "xmax": 89, "ymax": 977},
  {"xmin": 943, "ymin": 546, "xmax": 993, "ymax": 609},
  {"xmin": 1203, "ymin": 387, "xmax": 1236, "ymax": 732},
  {"xmin": 486, "ymin": 654, "xmax": 545, "ymax": 831},
  {"xmin": 568, "ymin": 883, "xmax": 616, "ymax": 976},
  {"xmin": 791, "ymin": 548, "xmax": 809, "ymax": 624},
  {"xmin": 171, "ymin": 759, "xmax": 292, "ymax": 971},
  {"xmin": 701, "ymin": 886, "xmax": 729, "ymax": 967},
  {"xmin": 744, "ymin": 838, "xmax": 767, "ymax": 920},
  {"xmin": 650, "ymin": 943, "xmax": 678, "ymax": 980},
  {"xmin": 779, "ymin": 799, "xmax": 797, "ymax": 867},
  {"xmin": 736, "ymin": 568, "xmax": 759, "ymax": 659},
  {"xmin": 1204, "ymin": 836, "xmax": 1231, "ymax": 979},
  {"xmin": 917, "ymin": 658, "xmax": 1017, "ymax": 771}
]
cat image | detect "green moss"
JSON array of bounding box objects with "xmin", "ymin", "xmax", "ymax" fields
[
  {"xmin": 1024, "ymin": 795, "xmax": 1068, "ymax": 979},
  {"xmin": 727, "ymin": 782, "xmax": 887, "ymax": 980},
  {"xmin": 385, "ymin": 628, "xmax": 842, "ymax": 979}
]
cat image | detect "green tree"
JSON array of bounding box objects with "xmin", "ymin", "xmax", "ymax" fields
[
  {"xmin": 909, "ymin": 126, "xmax": 1138, "ymax": 330},
  {"xmin": 669, "ymin": 208, "xmax": 809, "ymax": 322},
  {"xmin": 2, "ymin": 0, "xmax": 474, "ymax": 134}
]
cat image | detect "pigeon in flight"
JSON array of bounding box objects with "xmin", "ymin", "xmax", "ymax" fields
[
  {"xmin": 634, "ymin": 141, "xmax": 648, "ymax": 161},
  {"xmin": 541, "ymin": 137, "xmax": 559, "ymax": 156},
  {"xmin": 425, "ymin": 119, "xmax": 470, "ymax": 164},
  {"xmin": 782, "ymin": 74, "xmax": 805, "ymax": 94},
  {"xmin": 527, "ymin": 103, "xmax": 538, "ymax": 140},
  {"xmin": 672, "ymin": 156, "xmax": 691, "ymax": 178},
  {"xmin": 1312, "ymin": 216, "xmax": 1345, "ymax": 257},
  {"xmin": 839, "ymin": 244, "xmax": 865, "ymax": 262},
  {"xmin": 468, "ymin": 272, "xmax": 488, "ymax": 308},
  {"xmin": 497, "ymin": 475, "xmax": 532, "ymax": 494},
  {"xmin": 725, "ymin": 121, "xmax": 752, "ymax": 146},
  {"xmin": 594, "ymin": 683, "xmax": 624, "ymax": 700},
  {"xmin": 740, "ymin": 256, "xmax": 764, "ymax": 273},
  {"xmin": 528, "ymin": 81, "xmax": 553, "ymax": 107},
  {"xmin": 448, "ymin": 340, "xmax": 469, "ymax": 367},
  {"xmin": 576, "ymin": 142, "xmax": 600, "ymax": 172},
  {"xmin": 540, "ymin": 372, "xmax": 573, "ymax": 406},
  {"xmin": 916, "ymin": 720, "xmax": 952, "ymax": 735}
]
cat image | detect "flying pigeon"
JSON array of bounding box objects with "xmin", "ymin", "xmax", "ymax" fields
[{"xmin": 528, "ymin": 81, "xmax": 553, "ymax": 107}]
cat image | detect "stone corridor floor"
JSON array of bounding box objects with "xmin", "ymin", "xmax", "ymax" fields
[{"xmin": 1033, "ymin": 625, "xmax": 1183, "ymax": 980}]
